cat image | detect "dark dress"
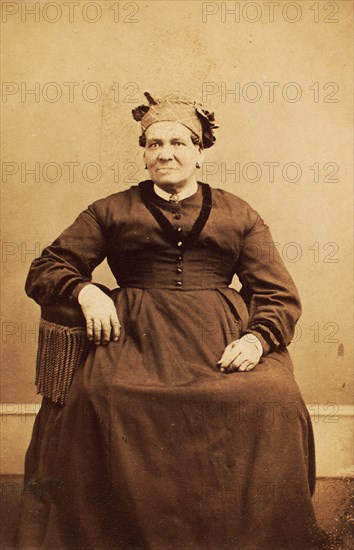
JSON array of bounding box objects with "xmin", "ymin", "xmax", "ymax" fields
[{"xmin": 18, "ymin": 181, "xmax": 320, "ymax": 549}]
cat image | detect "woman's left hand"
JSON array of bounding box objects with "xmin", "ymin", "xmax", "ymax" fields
[{"xmin": 217, "ymin": 334, "xmax": 263, "ymax": 373}]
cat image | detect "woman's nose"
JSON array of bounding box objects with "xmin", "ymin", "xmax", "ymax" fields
[{"xmin": 158, "ymin": 146, "xmax": 174, "ymax": 160}]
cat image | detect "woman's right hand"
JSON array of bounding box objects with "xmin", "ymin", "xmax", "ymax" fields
[{"xmin": 78, "ymin": 284, "xmax": 121, "ymax": 345}]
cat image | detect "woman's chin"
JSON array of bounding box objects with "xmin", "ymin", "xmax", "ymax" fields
[{"xmin": 152, "ymin": 172, "xmax": 183, "ymax": 185}]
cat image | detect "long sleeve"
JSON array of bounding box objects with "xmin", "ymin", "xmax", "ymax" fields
[
  {"xmin": 25, "ymin": 203, "xmax": 107, "ymax": 305},
  {"xmin": 234, "ymin": 210, "xmax": 301, "ymax": 355}
]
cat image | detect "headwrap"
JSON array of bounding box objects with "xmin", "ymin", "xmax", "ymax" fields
[{"xmin": 132, "ymin": 92, "xmax": 218, "ymax": 149}]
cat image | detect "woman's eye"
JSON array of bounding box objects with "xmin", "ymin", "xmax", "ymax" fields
[
  {"xmin": 148, "ymin": 143, "xmax": 159, "ymax": 148},
  {"xmin": 174, "ymin": 142, "xmax": 184, "ymax": 146}
]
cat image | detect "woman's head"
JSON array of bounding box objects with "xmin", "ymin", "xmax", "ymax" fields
[{"xmin": 132, "ymin": 91, "xmax": 218, "ymax": 191}]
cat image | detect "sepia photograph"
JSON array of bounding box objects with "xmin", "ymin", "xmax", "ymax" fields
[{"xmin": 1, "ymin": 1, "xmax": 353, "ymax": 548}]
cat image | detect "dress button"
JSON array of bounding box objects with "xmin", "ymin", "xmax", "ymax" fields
[
  {"xmin": 177, "ymin": 241, "xmax": 183, "ymax": 247},
  {"xmin": 174, "ymin": 214, "xmax": 181, "ymax": 220},
  {"xmin": 176, "ymin": 281, "xmax": 183, "ymax": 286},
  {"xmin": 177, "ymin": 256, "xmax": 183, "ymax": 262},
  {"xmin": 177, "ymin": 227, "xmax": 182, "ymax": 232},
  {"xmin": 176, "ymin": 267, "xmax": 183, "ymax": 273}
]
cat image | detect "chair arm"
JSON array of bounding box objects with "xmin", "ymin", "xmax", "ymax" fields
[{"xmin": 35, "ymin": 283, "xmax": 111, "ymax": 405}]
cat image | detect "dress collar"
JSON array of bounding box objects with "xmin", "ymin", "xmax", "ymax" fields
[{"xmin": 153, "ymin": 180, "xmax": 198, "ymax": 202}]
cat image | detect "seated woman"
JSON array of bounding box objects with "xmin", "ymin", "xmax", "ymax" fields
[{"xmin": 18, "ymin": 92, "xmax": 323, "ymax": 549}]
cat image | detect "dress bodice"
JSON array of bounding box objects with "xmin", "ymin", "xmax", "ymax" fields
[{"xmin": 108, "ymin": 181, "xmax": 234, "ymax": 290}]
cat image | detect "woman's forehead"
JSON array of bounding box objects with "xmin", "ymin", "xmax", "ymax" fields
[{"xmin": 145, "ymin": 121, "xmax": 192, "ymax": 140}]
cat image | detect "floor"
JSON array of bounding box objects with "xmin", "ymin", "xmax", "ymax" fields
[{"xmin": 0, "ymin": 476, "xmax": 353, "ymax": 549}]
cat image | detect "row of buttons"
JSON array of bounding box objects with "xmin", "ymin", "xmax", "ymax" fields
[
  {"xmin": 176, "ymin": 244, "xmax": 183, "ymax": 286},
  {"xmin": 171, "ymin": 209, "xmax": 184, "ymax": 285}
]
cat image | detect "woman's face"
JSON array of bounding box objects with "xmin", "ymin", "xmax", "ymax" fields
[{"xmin": 143, "ymin": 121, "xmax": 204, "ymax": 192}]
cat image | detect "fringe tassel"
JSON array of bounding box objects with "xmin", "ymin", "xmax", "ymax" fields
[{"xmin": 36, "ymin": 318, "xmax": 89, "ymax": 405}]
